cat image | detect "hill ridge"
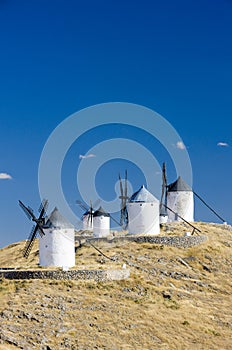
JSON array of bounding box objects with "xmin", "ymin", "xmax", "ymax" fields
[{"xmin": 0, "ymin": 222, "xmax": 231, "ymax": 349}]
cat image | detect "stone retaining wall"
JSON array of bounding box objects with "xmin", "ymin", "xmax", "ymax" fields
[
  {"xmin": 0, "ymin": 268, "xmax": 130, "ymax": 281},
  {"xmin": 127, "ymin": 234, "xmax": 207, "ymax": 247},
  {"xmin": 84, "ymin": 234, "xmax": 207, "ymax": 248}
]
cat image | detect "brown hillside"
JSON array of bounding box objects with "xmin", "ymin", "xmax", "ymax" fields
[{"xmin": 0, "ymin": 222, "xmax": 232, "ymax": 349}]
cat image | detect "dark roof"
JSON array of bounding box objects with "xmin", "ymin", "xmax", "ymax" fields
[
  {"xmin": 130, "ymin": 185, "xmax": 159, "ymax": 203},
  {"xmin": 45, "ymin": 207, "xmax": 74, "ymax": 229},
  {"xmin": 167, "ymin": 176, "xmax": 192, "ymax": 192},
  {"xmin": 82, "ymin": 209, "xmax": 94, "ymax": 217},
  {"xmin": 93, "ymin": 206, "xmax": 110, "ymax": 217}
]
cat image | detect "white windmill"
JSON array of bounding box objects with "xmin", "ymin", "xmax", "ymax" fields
[
  {"xmin": 93, "ymin": 206, "xmax": 110, "ymax": 238},
  {"xmin": 39, "ymin": 207, "xmax": 75, "ymax": 267},
  {"xmin": 127, "ymin": 185, "xmax": 160, "ymax": 235},
  {"xmin": 167, "ymin": 176, "xmax": 194, "ymax": 222},
  {"xmin": 19, "ymin": 200, "xmax": 75, "ymax": 268}
]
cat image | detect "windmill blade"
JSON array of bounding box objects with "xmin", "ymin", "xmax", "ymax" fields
[
  {"xmin": 77, "ymin": 199, "xmax": 100, "ymax": 212},
  {"xmin": 23, "ymin": 224, "xmax": 39, "ymax": 258},
  {"xmin": 123, "ymin": 206, "xmax": 129, "ymax": 229},
  {"xmin": 160, "ymin": 185, "xmax": 165, "ymax": 210},
  {"xmin": 39, "ymin": 199, "xmax": 48, "ymax": 214},
  {"xmin": 125, "ymin": 211, "xmax": 129, "ymax": 227},
  {"xmin": 19, "ymin": 200, "xmax": 36, "ymax": 221},
  {"xmin": 90, "ymin": 200, "xmax": 93, "ymax": 226},
  {"xmin": 160, "ymin": 163, "xmax": 167, "ymax": 210},
  {"xmin": 119, "ymin": 173, "xmax": 124, "ymax": 227},
  {"xmin": 37, "ymin": 225, "xmax": 46, "ymax": 238},
  {"xmin": 163, "ymin": 164, "xmax": 168, "ymax": 208},
  {"xmin": 37, "ymin": 199, "xmax": 48, "ymax": 226},
  {"xmin": 124, "ymin": 170, "xmax": 128, "ymax": 202},
  {"xmin": 76, "ymin": 200, "xmax": 89, "ymax": 212},
  {"xmin": 119, "ymin": 173, "xmax": 123, "ymax": 199},
  {"xmin": 162, "ymin": 162, "xmax": 167, "ymax": 187}
]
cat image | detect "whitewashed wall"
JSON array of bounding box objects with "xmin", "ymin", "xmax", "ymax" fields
[
  {"xmin": 39, "ymin": 228, "xmax": 75, "ymax": 267},
  {"xmin": 127, "ymin": 202, "xmax": 160, "ymax": 235},
  {"xmin": 167, "ymin": 191, "xmax": 194, "ymax": 222},
  {"xmin": 160, "ymin": 213, "xmax": 168, "ymax": 224},
  {"xmin": 93, "ymin": 216, "xmax": 110, "ymax": 237}
]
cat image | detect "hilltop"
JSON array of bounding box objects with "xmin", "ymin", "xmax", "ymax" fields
[{"xmin": 0, "ymin": 222, "xmax": 232, "ymax": 349}]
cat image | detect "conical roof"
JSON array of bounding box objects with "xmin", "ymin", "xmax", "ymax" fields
[
  {"xmin": 45, "ymin": 207, "xmax": 74, "ymax": 229},
  {"xmin": 93, "ymin": 206, "xmax": 110, "ymax": 217},
  {"xmin": 167, "ymin": 176, "xmax": 192, "ymax": 192},
  {"xmin": 130, "ymin": 185, "xmax": 159, "ymax": 203}
]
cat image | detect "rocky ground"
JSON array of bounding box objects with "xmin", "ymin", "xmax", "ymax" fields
[{"xmin": 0, "ymin": 222, "xmax": 232, "ymax": 349}]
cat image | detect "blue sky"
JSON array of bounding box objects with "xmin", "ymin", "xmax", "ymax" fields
[{"xmin": 0, "ymin": 0, "xmax": 232, "ymax": 247}]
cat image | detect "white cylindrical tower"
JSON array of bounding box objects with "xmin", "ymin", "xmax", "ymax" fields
[
  {"xmin": 127, "ymin": 185, "xmax": 160, "ymax": 235},
  {"xmin": 39, "ymin": 207, "xmax": 75, "ymax": 267},
  {"xmin": 167, "ymin": 176, "xmax": 194, "ymax": 222},
  {"xmin": 93, "ymin": 207, "xmax": 110, "ymax": 238}
]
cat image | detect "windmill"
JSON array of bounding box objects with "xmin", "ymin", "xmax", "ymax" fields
[
  {"xmin": 77, "ymin": 199, "xmax": 121, "ymax": 230},
  {"xmin": 76, "ymin": 199, "xmax": 98, "ymax": 231},
  {"xmin": 128, "ymin": 185, "xmax": 160, "ymax": 235},
  {"xmin": 119, "ymin": 170, "xmax": 129, "ymax": 229},
  {"xmin": 19, "ymin": 199, "xmax": 48, "ymax": 258}
]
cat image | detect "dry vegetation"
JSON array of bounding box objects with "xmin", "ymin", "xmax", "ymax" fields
[{"xmin": 0, "ymin": 222, "xmax": 232, "ymax": 349}]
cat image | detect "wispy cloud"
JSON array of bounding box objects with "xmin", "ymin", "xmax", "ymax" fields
[
  {"xmin": 217, "ymin": 142, "xmax": 229, "ymax": 147},
  {"xmin": 0, "ymin": 172, "xmax": 12, "ymax": 180},
  {"xmin": 176, "ymin": 141, "xmax": 186, "ymax": 150},
  {"xmin": 79, "ymin": 153, "xmax": 96, "ymax": 159}
]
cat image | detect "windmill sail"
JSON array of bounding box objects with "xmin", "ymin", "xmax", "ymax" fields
[
  {"xmin": 160, "ymin": 162, "xmax": 167, "ymax": 211},
  {"xmin": 77, "ymin": 199, "xmax": 100, "ymax": 231},
  {"xmin": 19, "ymin": 200, "xmax": 36, "ymax": 221},
  {"xmin": 119, "ymin": 170, "xmax": 129, "ymax": 229},
  {"xmin": 39, "ymin": 199, "xmax": 48, "ymax": 213},
  {"xmin": 19, "ymin": 199, "xmax": 48, "ymax": 259},
  {"xmin": 89, "ymin": 200, "xmax": 94, "ymax": 226},
  {"xmin": 23, "ymin": 224, "xmax": 39, "ymax": 258},
  {"xmin": 119, "ymin": 173, "xmax": 124, "ymax": 227}
]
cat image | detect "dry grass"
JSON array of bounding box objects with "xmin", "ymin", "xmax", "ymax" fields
[{"xmin": 0, "ymin": 222, "xmax": 232, "ymax": 349}]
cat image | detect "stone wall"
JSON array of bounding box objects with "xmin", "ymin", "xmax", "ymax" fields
[
  {"xmin": 0, "ymin": 268, "xmax": 130, "ymax": 281},
  {"xmin": 126, "ymin": 234, "xmax": 207, "ymax": 248},
  {"xmin": 84, "ymin": 234, "xmax": 207, "ymax": 248}
]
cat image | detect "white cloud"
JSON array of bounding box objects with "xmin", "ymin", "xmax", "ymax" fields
[
  {"xmin": 217, "ymin": 142, "xmax": 229, "ymax": 147},
  {"xmin": 176, "ymin": 141, "xmax": 186, "ymax": 150},
  {"xmin": 79, "ymin": 153, "xmax": 96, "ymax": 159},
  {"xmin": 0, "ymin": 172, "xmax": 12, "ymax": 180}
]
